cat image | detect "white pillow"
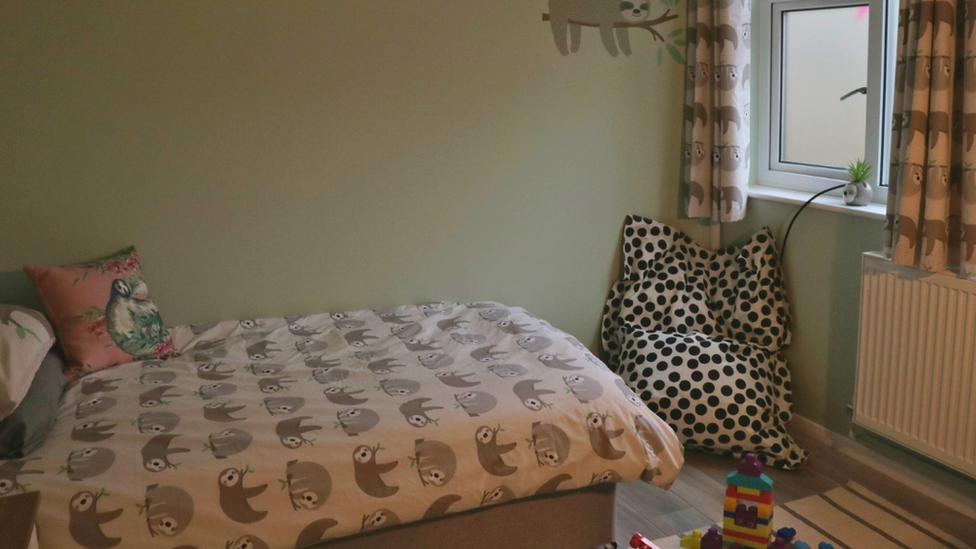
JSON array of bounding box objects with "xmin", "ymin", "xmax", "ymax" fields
[{"xmin": 0, "ymin": 305, "xmax": 56, "ymax": 420}]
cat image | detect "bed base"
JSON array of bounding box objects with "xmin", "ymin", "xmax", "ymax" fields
[{"xmin": 311, "ymin": 482, "xmax": 617, "ymax": 549}]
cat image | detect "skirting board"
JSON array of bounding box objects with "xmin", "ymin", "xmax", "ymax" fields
[{"xmin": 788, "ymin": 414, "xmax": 976, "ymax": 521}]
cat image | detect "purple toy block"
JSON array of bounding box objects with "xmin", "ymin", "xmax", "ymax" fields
[
  {"xmin": 701, "ymin": 527, "xmax": 723, "ymax": 549},
  {"xmin": 737, "ymin": 452, "xmax": 764, "ymax": 477},
  {"xmin": 768, "ymin": 537, "xmax": 790, "ymax": 549}
]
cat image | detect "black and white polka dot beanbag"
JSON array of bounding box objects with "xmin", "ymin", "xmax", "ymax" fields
[
  {"xmin": 614, "ymin": 325, "xmax": 808, "ymax": 469},
  {"xmin": 601, "ymin": 215, "xmax": 808, "ymax": 469}
]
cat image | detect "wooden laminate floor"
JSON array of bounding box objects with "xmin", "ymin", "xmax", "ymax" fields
[{"xmin": 615, "ymin": 449, "xmax": 976, "ymax": 545}]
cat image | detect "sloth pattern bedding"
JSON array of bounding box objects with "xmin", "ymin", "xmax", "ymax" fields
[{"xmin": 0, "ymin": 302, "xmax": 682, "ymax": 549}]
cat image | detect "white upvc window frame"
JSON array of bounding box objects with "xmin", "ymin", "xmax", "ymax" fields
[{"xmin": 756, "ymin": 0, "xmax": 897, "ymax": 205}]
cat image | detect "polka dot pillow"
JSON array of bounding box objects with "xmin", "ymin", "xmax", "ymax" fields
[
  {"xmin": 601, "ymin": 215, "xmax": 792, "ymax": 362},
  {"xmin": 615, "ymin": 325, "xmax": 808, "ymax": 469}
]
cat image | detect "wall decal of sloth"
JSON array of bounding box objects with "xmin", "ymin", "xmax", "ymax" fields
[
  {"xmin": 475, "ymin": 425, "xmax": 518, "ymax": 476},
  {"xmin": 586, "ymin": 412, "xmax": 626, "ymax": 460},
  {"xmin": 353, "ymin": 444, "xmax": 399, "ymax": 498},
  {"xmin": 69, "ymin": 489, "xmax": 123, "ymax": 549},
  {"xmin": 399, "ymin": 397, "xmax": 443, "ymax": 427},
  {"xmin": 218, "ymin": 466, "xmax": 268, "ymax": 524},
  {"xmin": 412, "ymin": 438, "xmax": 458, "ymax": 486},
  {"xmin": 543, "ymin": 0, "xmax": 682, "ymax": 60},
  {"xmin": 142, "ymin": 484, "xmax": 194, "ymax": 536},
  {"xmin": 0, "ymin": 458, "xmax": 43, "ymax": 495},
  {"xmin": 207, "ymin": 428, "xmax": 253, "ymax": 458},
  {"xmin": 276, "ymin": 417, "xmax": 321, "ymax": 448},
  {"xmin": 283, "ymin": 460, "xmax": 331, "ymax": 510},
  {"xmin": 72, "ymin": 420, "xmax": 117, "ymax": 442},
  {"xmin": 142, "ymin": 434, "xmax": 190, "ymax": 472}
]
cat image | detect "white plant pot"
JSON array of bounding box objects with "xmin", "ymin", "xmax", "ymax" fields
[{"xmin": 843, "ymin": 181, "xmax": 873, "ymax": 206}]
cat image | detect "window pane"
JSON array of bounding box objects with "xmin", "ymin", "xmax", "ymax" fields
[{"xmin": 781, "ymin": 6, "xmax": 869, "ymax": 169}]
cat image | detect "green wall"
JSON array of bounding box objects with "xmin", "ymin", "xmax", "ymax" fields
[
  {"xmin": 0, "ymin": 0, "xmax": 705, "ymax": 349},
  {"xmin": 722, "ymin": 200, "xmax": 883, "ymax": 433},
  {"xmin": 0, "ymin": 0, "xmax": 880, "ymax": 435}
]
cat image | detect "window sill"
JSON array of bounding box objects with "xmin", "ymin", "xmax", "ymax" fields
[{"xmin": 748, "ymin": 185, "xmax": 887, "ymax": 221}]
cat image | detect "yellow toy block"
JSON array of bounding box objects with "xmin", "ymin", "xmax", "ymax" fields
[
  {"xmin": 680, "ymin": 529, "xmax": 702, "ymax": 549},
  {"xmin": 723, "ymin": 539, "xmax": 767, "ymax": 549},
  {"xmin": 736, "ymin": 486, "xmax": 761, "ymax": 496},
  {"xmin": 723, "ymin": 521, "xmax": 772, "ymax": 538}
]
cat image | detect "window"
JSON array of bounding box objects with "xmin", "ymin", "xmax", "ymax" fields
[{"xmin": 757, "ymin": 0, "xmax": 896, "ymax": 203}]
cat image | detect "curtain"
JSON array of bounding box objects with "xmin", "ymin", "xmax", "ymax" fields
[
  {"xmin": 679, "ymin": 0, "xmax": 752, "ymax": 223},
  {"xmin": 884, "ymin": 0, "xmax": 976, "ymax": 274}
]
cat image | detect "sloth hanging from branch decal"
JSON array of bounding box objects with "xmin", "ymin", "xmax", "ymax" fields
[{"xmin": 543, "ymin": 0, "xmax": 685, "ymax": 64}]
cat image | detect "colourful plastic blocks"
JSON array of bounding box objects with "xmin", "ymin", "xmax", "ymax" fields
[{"xmin": 723, "ymin": 453, "xmax": 774, "ymax": 549}]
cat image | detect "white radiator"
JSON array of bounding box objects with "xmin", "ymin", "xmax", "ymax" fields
[{"xmin": 855, "ymin": 252, "xmax": 976, "ymax": 478}]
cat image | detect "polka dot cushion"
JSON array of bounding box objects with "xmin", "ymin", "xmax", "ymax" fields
[
  {"xmin": 600, "ymin": 215, "xmax": 808, "ymax": 468},
  {"xmin": 614, "ymin": 326, "xmax": 809, "ymax": 469},
  {"xmin": 601, "ymin": 215, "xmax": 792, "ymax": 358}
]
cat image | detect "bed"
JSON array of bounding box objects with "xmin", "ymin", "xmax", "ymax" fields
[{"xmin": 0, "ymin": 301, "xmax": 683, "ymax": 549}]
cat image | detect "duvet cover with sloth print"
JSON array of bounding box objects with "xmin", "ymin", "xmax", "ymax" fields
[{"xmin": 0, "ymin": 301, "xmax": 682, "ymax": 549}]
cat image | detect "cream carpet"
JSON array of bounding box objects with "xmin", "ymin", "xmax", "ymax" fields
[{"xmin": 650, "ymin": 482, "xmax": 973, "ymax": 549}]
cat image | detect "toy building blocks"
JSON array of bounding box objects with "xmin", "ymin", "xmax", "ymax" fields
[
  {"xmin": 629, "ymin": 532, "xmax": 664, "ymax": 549},
  {"xmin": 723, "ymin": 453, "xmax": 774, "ymax": 549},
  {"xmin": 680, "ymin": 529, "xmax": 703, "ymax": 549},
  {"xmin": 701, "ymin": 527, "xmax": 723, "ymax": 549}
]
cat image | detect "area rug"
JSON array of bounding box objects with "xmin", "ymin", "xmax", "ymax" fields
[{"xmin": 649, "ymin": 482, "xmax": 972, "ymax": 549}]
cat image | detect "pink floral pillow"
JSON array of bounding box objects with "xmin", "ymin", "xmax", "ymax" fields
[{"xmin": 24, "ymin": 247, "xmax": 178, "ymax": 379}]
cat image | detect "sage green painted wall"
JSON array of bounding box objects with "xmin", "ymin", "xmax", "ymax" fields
[
  {"xmin": 0, "ymin": 0, "xmax": 705, "ymax": 348},
  {"xmin": 723, "ymin": 195, "xmax": 883, "ymax": 433}
]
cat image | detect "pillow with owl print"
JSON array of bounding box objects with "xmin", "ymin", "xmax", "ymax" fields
[
  {"xmin": 614, "ymin": 325, "xmax": 808, "ymax": 469},
  {"xmin": 25, "ymin": 246, "xmax": 178, "ymax": 379},
  {"xmin": 601, "ymin": 215, "xmax": 792, "ymax": 366}
]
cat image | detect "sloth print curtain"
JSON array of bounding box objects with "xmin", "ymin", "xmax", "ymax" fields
[
  {"xmin": 679, "ymin": 0, "xmax": 751, "ymax": 222},
  {"xmin": 884, "ymin": 0, "xmax": 976, "ymax": 275}
]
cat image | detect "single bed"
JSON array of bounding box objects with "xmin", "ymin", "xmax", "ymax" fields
[{"xmin": 0, "ymin": 301, "xmax": 683, "ymax": 549}]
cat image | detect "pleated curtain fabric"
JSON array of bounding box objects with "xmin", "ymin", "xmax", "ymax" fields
[
  {"xmin": 680, "ymin": 0, "xmax": 752, "ymax": 223},
  {"xmin": 885, "ymin": 0, "xmax": 976, "ymax": 274}
]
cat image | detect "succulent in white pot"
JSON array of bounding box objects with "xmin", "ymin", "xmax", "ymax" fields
[{"xmin": 843, "ymin": 158, "xmax": 873, "ymax": 206}]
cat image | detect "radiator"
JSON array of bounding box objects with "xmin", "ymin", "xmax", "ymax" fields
[{"xmin": 854, "ymin": 252, "xmax": 976, "ymax": 478}]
